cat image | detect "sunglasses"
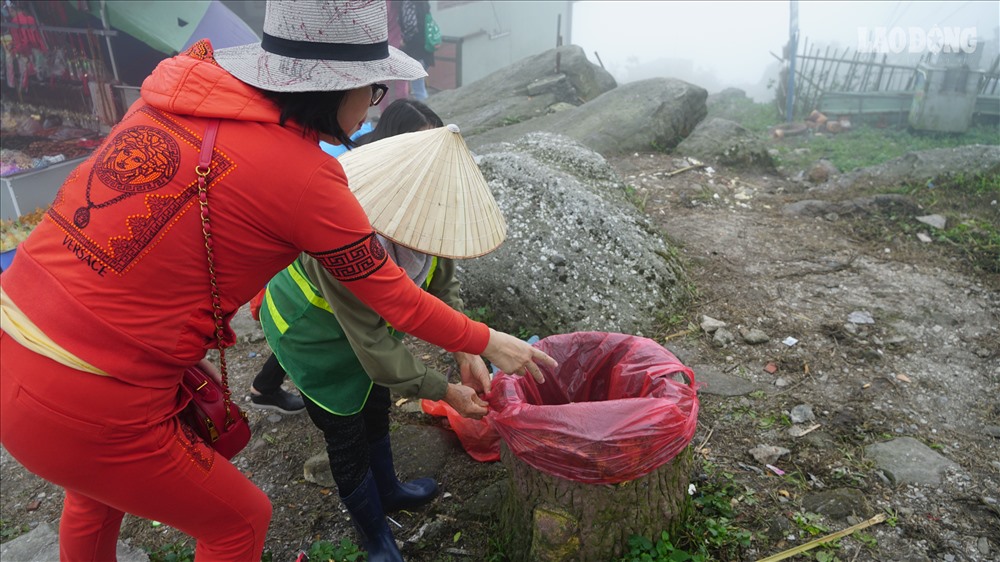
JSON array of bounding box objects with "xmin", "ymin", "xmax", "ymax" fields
[{"xmin": 370, "ymin": 83, "xmax": 388, "ymax": 106}]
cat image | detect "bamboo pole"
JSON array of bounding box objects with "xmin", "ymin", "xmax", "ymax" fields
[
  {"xmin": 663, "ymin": 164, "xmax": 705, "ymax": 177},
  {"xmin": 801, "ymin": 42, "xmax": 819, "ymax": 112},
  {"xmin": 816, "ymin": 46, "xmax": 832, "ymax": 90},
  {"xmin": 797, "ymin": 51, "xmax": 809, "ymax": 116},
  {"xmin": 858, "ymin": 51, "xmax": 876, "ymax": 91},
  {"xmin": 859, "ymin": 53, "xmax": 872, "ymax": 91},
  {"xmin": 826, "ymin": 46, "xmax": 848, "ymax": 92},
  {"xmin": 772, "ymin": 53, "xmax": 915, "ymax": 72},
  {"xmin": 795, "ymin": 36, "xmax": 809, "ymax": 118},
  {"xmin": 983, "ymin": 55, "xmax": 999, "ymax": 95},
  {"xmin": 770, "ymin": 50, "xmax": 788, "ymax": 116},
  {"xmin": 873, "ymin": 53, "xmax": 887, "ymax": 92},
  {"xmin": 809, "ymin": 45, "xmax": 830, "ymax": 109},
  {"xmin": 814, "ymin": 47, "xmax": 847, "ymax": 110},
  {"xmin": 884, "ymin": 63, "xmax": 896, "ymax": 92},
  {"xmin": 755, "ymin": 513, "xmax": 888, "ymax": 562},
  {"xmin": 905, "ymin": 52, "xmax": 928, "ymax": 90},
  {"xmin": 843, "ymin": 51, "xmax": 861, "ymax": 91}
]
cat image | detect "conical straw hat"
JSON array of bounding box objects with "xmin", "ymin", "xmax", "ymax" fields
[{"xmin": 338, "ymin": 124, "xmax": 507, "ymax": 259}]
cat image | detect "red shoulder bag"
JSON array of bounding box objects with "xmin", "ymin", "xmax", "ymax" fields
[{"xmin": 180, "ymin": 119, "xmax": 251, "ymax": 459}]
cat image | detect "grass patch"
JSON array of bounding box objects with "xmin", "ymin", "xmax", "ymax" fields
[
  {"xmin": 894, "ymin": 172, "xmax": 999, "ymax": 273},
  {"xmin": 145, "ymin": 542, "xmax": 195, "ymax": 562},
  {"xmin": 703, "ymin": 95, "xmax": 997, "ymax": 170},
  {"xmin": 0, "ymin": 520, "xmax": 30, "ymax": 543},
  {"xmin": 706, "ymin": 97, "xmax": 782, "ymax": 134},
  {"xmin": 619, "ymin": 464, "xmax": 754, "ymax": 562},
  {"xmin": 305, "ymin": 538, "xmax": 365, "ymax": 561},
  {"xmin": 464, "ymin": 305, "xmax": 493, "ymax": 325},
  {"xmin": 936, "ymin": 218, "xmax": 1000, "ymax": 273},
  {"xmin": 624, "ymin": 184, "xmax": 649, "ymax": 212},
  {"xmin": 773, "ymin": 123, "xmax": 999, "ymax": 173},
  {"xmin": 702, "ymin": 97, "xmax": 997, "ymax": 175}
]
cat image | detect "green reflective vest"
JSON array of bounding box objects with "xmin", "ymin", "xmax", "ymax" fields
[{"xmin": 260, "ymin": 255, "xmax": 437, "ymax": 415}]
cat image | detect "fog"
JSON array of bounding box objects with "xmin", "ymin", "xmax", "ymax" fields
[{"xmin": 571, "ymin": 1, "xmax": 1000, "ymax": 102}]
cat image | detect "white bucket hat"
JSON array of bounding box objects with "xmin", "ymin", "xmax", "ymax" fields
[
  {"xmin": 338, "ymin": 124, "xmax": 508, "ymax": 259},
  {"xmin": 214, "ymin": 0, "xmax": 427, "ymax": 92}
]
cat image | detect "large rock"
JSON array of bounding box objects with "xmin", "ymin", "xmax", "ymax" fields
[
  {"xmin": 466, "ymin": 78, "xmax": 708, "ymax": 156},
  {"xmin": 705, "ymin": 87, "xmax": 750, "ymax": 113},
  {"xmin": 459, "ymin": 133, "xmax": 689, "ymax": 336},
  {"xmin": 675, "ymin": 117, "xmax": 775, "ymax": 170},
  {"xmin": 865, "ymin": 437, "xmax": 962, "ymax": 487},
  {"xmin": 427, "ymin": 45, "xmax": 616, "ymax": 137},
  {"xmin": 0, "ymin": 523, "xmax": 149, "ymax": 562},
  {"xmin": 781, "ymin": 194, "xmax": 921, "ymax": 218},
  {"xmin": 801, "ymin": 488, "xmax": 871, "ymax": 521}
]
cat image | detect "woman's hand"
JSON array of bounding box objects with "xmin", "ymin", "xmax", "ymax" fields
[
  {"xmin": 442, "ymin": 353, "xmax": 491, "ymax": 419},
  {"xmin": 443, "ymin": 383, "xmax": 489, "ymax": 419},
  {"xmin": 453, "ymin": 351, "xmax": 491, "ymax": 394},
  {"xmin": 482, "ymin": 329, "xmax": 557, "ymax": 384}
]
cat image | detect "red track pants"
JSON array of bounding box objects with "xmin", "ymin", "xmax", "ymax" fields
[{"xmin": 0, "ymin": 333, "xmax": 272, "ymax": 561}]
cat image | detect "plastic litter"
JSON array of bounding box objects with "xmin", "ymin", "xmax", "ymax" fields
[{"xmin": 425, "ymin": 332, "xmax": 699, "ymax": 484}]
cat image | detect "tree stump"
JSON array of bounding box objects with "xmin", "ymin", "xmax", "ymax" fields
[{"xmin": 499, "ymin": 444, "xmax": 693, "ymax": 562}]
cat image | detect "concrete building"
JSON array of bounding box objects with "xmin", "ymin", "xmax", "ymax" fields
[{"xmin": 222, "ymin": 1, "xmax": 575, "ymax": 93}]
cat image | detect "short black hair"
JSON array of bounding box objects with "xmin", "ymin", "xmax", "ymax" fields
[
  {"xmin": 260, "ymin": 90, "xmax": 356, "ymax": 147},
  {"xmin": 355, "ymin": 99, "xmax": 443, "ymax": 146}
]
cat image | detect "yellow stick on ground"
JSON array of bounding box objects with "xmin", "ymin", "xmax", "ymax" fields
[
  {"xmin": 663, "ymin": 329, "xmax": 693, "ymax": 343},
  {"xmin": 755, "ymin": 513, "xmax": 888, "ymax": 562},
  {"xmin": 663, "ymin": 164, "xmax": 706, "ymax": 177}
]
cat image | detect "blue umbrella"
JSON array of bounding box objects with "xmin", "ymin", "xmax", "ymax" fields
[
  {"xmin": 182, "ymin": 0, "xmax": 259, "ymax": 51},
  {"xmin": 61, "ymin": 0, "xmax": 258, "ymax": 86}
]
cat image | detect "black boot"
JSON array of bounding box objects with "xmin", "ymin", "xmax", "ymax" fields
[
  {"xmin": 340, "ymin": 471, "xmax": 403, "ymax": 562},
  {"xmin": 369, "ymin": 434, "xmax": 439, "ymax": 512}
]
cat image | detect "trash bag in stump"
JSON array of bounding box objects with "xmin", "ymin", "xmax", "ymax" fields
[{"xmin": 490, "ymin": 332, "xmax": 699, "ymax": 561}]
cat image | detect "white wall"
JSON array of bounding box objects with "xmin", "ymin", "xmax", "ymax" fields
[{"xmin": 433, "ymin": 1, "xmax": 573, "ymax": 85}]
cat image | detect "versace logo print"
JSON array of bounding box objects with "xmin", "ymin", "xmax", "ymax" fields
[
  {"xmin": 95, "ymin": 126, "xmax": 180, "ymax": 193},
  {"xmin": 72, "ymin": 126, "xmax": 182, "ymax": 229},
  {"xmin": 47, "ymin": 106, "xmax": 236, "ymax": 275}
]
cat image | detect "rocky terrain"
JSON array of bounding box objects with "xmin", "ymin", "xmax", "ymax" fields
[
  {"xmin": 2, "ymin": 42, "xmax": 998, "ymax": 561},
  {"xmin": 3, "ymin": 141, "xmax": 998, "ymax": 562}
]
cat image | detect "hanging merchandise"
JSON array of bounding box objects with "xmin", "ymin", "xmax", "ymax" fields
[
  {"xmin": 7, "ymin": 6, "xmax": 46, "ymax": 55},
  {"xmin": 68, "ymin": 0, "xmax": 258, "ymax": 55},
  {"xmin": 4, "ymin": 43, "xmax": 15, "ymax": 88}
]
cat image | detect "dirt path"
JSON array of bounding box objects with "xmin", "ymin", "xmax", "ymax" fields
[
  {"xmin": 612, "ymin": 152, "xmax": 999, "ymax": 561},
  {"xmin": 2, "ymin": 152, "xmax": 998, "ymax": 562}
]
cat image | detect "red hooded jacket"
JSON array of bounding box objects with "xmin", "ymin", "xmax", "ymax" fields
[{"xmin": 0, "ymin": 41, "xmax": 488, "ymax": 388}]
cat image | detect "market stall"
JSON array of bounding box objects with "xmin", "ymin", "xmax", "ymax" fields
[
  {"xmin": 1, "ymin": 1, "xmax": 115, "ymax": 226},
  {"xmin": 0, "ymin": 0, "xmax": 257, "ymax": 249}
]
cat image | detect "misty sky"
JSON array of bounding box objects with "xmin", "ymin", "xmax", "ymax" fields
[{"xmin": 572, "ymin": 1, "xmax": 999, "ymax": 100}]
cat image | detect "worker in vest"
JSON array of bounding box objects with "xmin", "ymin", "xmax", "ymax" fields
[{"xmin": 259, "ymin": 99, "xmax": 505, "ymax": 562}]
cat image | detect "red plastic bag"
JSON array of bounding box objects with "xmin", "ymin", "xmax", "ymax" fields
[
  {"xmin": 421, "ymin": 399, "xmax": 500, "ymax": 462},
  {"xmin": 249, "ymin": 288, "xmax": 266, "ymax": 321},
  {"xmin": 423, "ymin": 332, "xmax": 699, "ymax": 483}
]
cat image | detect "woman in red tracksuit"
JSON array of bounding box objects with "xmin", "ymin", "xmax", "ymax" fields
[{"xmin": 0, "ymin": 2, "xmax": 555, "ymax": 561}]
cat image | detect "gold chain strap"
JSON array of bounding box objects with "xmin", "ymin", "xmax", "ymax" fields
[{"xmin": 195, "ymin": 119, "xmax": 236, "ymax": 427}]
